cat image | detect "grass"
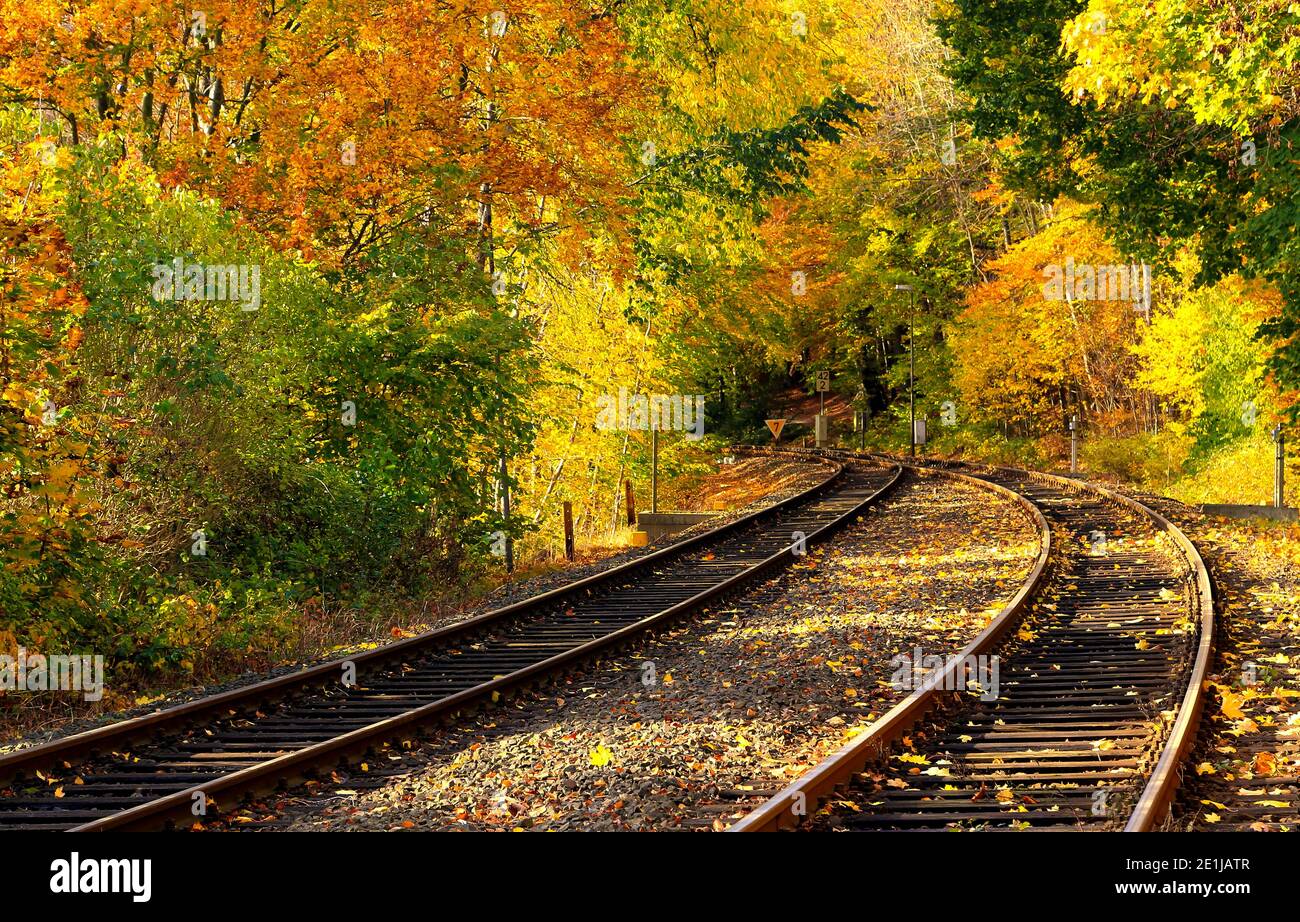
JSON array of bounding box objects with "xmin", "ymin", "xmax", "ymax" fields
[{"xmin": 837, "ymin": 417, "xmax": 1297, "ymax": 510}]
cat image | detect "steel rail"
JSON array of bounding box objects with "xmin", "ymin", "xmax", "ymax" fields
[
  {"xmin": 1100, "ymin": 483, "xmax": 1215, "ymax": 831},
  {"xmin": 731, "ymin": 451, "xmax": 1213, "ymax": 833},
  {"xmin": 910, "ymin": 458, "xmax": 1215, "ymax": 832},
  {"xmin": 1, "ymin": 451, "xmax": 903, "ymax": 830},
  {"xmin": 728, "ymin": 459, "xmax": 1051, "ymax": 831},
  {"xmin": 0, "ymin": 450, "xmax": 843, "ymax": 784}
]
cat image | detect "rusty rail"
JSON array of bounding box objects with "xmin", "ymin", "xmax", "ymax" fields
[
  {"xmin": 1, "ymin": 450, "xmax": 902, "ymax": 831},
  {"xmin": 728, "ymin": 460, "xmax": 1051, "ymax": 831},
  {"xmin": 731, "ymin": 451, "xmax": 1213, "ymax": 833}
]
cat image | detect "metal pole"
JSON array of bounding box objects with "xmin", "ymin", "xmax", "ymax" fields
[
  {"xmin": 1070, "ymin": 416, "xmax": 1078, "ymax": 474},
  {"xmin": 651, "ymin": 428, "xmax": 658, "ymax": 514},
  {"xmin": 499, "ymin": 452, "xmax": 513, "ymax": 573},
  {"xmin": 1275, "ymin": 425, "xmax": 1285, "ymax": 508},
  {"xmin": 909, "ymin": 291, "xmax": 916, "ymax": 458}
]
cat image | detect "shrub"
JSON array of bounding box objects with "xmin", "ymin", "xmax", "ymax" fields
[{"xmin": 1079, "ymin": 430, "xmax": 1192, "ymax": 489}]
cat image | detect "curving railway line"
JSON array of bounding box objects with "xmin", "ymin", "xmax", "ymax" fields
[
  {"xmin": 0, "ymin": 452, "xmax": 900, "ymax": 831},
  {"xmin": 0, "ymin": 447, "xmax": 1217, "ymax": 834},
  {"xmin": 731, "ymin": 453, "xmax": 1214, "ymax": 833}
]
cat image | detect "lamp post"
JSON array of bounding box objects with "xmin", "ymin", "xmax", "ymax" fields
[{"xmin": 895, "ymin": 284, "xmax": 916, "ymax": 457}]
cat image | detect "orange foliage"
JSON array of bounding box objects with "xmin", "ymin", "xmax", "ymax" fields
[{"xmin": 0, "ymin": 1, "xmax": 641, "ymax": 267}]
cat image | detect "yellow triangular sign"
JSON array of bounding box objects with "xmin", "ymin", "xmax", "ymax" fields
[{"xmin": 766, "ymin": 418, "xmax": 787, "ymax": 441}]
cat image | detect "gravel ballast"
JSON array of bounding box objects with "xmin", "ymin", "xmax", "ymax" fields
[
  {"xmin": 1138, "ymin": 497, "xmax": 1300, "ymax": 832},
  {"xmin": 1, "ymin": 454, "xmax": 828, "ymax": 753},
  {"xmin": 233, "ymin": 470, "xmax": 1041, "ymax": 832}
]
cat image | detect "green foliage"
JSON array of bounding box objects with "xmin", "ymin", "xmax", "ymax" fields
[
  {"xmin": 2, "ymin": 139, "xmax": 539, "ymax": 678},
  {"xmin": 940, "ymin": 0, "xmax": 1252, "ymax": 273},
  {"xmin": 938, "ymin": 0, "xmax": 1300, "ymax": 404},
  {"xmin": 1080, "ymin": 431, "xmax": 1191, "ymax": 489},
  {"xmin": 935, "ymin": 0, "xmax": 1089, "ymax": 200},
  {"xmin": 653, "ymin": 89, "xmax": 867, "ymax": 209},
  {"xmin": 1168, "ymin": 435, "xmax": 1295, "ymax": 508},
  {"xmin": 633, "ymin": 89, "xmax": 865, "ymax": 299}
]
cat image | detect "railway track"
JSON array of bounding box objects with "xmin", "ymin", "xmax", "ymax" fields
[
  {"xmin": 1136, "ymin": 491, "xmax": 1300, "ymax": 832},
  {"xmin": 732, "ymin": 454, "xmax": 1213, "ymax": 832},
  {"xmin": 0, "ymin": 452, "xmax": 900, "ymax": 831}
]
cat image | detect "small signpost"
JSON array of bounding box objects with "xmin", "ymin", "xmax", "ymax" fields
[
  {"xmin": 766, "ymin": 418, "xmax": 788, "ymax": 442},
  {"xmin": 814, "ymin": 372, "xmax": 829, "ymax": 447}
]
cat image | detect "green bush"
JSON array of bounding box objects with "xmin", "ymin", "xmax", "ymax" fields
[
  {"xmin": 1079, "ymin": 431, "xmax": 1191, "ymax": 489},
  {"xmin": 1168, "ymin": 435, "xmax": 1292, "ymax": 507},
  {"xmin": 0, "ymin": 140, "xmax": 541, "ymax": 685}
]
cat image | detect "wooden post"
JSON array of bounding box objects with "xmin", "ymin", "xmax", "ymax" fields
[
  {"xmin": 624, "ymin": 479, "xmax": 636, "ymax": 526},
  {"xmin": 562, "ymin": 501, "xmax": 575, "ymax": 561}
]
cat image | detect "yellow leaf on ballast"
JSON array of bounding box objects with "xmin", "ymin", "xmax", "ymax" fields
[{"xmin": 1220, "ymin": 692, "xmax": 1246, "ymax": 720}]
